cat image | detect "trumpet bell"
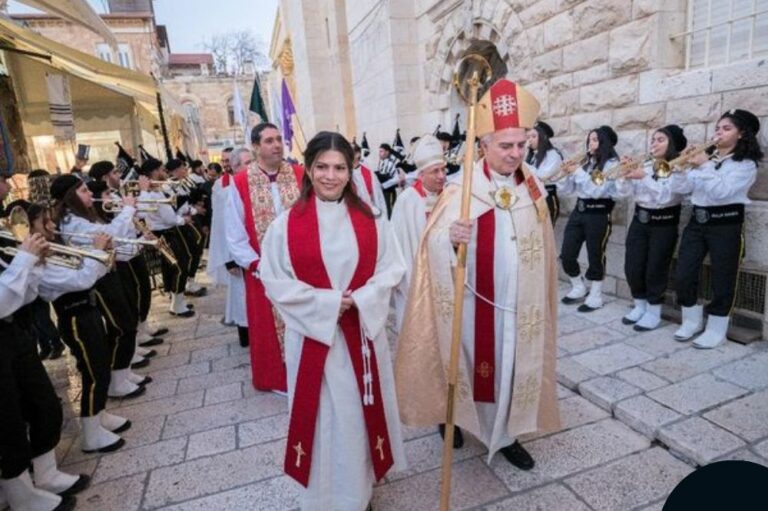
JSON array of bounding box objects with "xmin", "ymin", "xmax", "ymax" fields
[
  {"xmin": 653, "ymin": 160, "xmax": 672, "ymax": 179},
  {"xmin": 591, "ymin": 171, "xmax": 606, "ymax": 186},
  {"xmin": 452, "ymin": 54, "xmax": 493, "ymax": 103},
  {"xmin": 8, "ymin": 206, "xmax": 31, "ymax": 240}
]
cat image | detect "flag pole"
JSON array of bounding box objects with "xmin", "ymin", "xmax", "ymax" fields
[{"xmin": 439, "ymin": 54, "xmax": 491, "ymax": 511}]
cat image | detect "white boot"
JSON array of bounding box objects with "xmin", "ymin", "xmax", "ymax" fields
[
  {"xmin": 623, "ymin": 299, "xmax": 647, "ymax": 324},
  {"xmin": 108, "ymin": 369, "xmax": 143, "ymax": 398},
  {"xmin": 135, "ymin": 346, "xmax": 155, "ymax": 358},
  {"xmin": 634, "ymin": 304, "xmax": 662, "ymax": 331},
  {"xmin": 80, "ymin": 416, "xmax": 124, "ymax": 453},
  {"xmin": 136, "ymin": 322, "xmax": 154, "ymax": 344},
  {"xmin": 674, "ymin": 305, "xmax": 704, "ymax": 341},
  {"xmin": 130, "ymin": 353, "xmax": 145, "ymax": 366},
  {"xmin": 31, "ymin": 449, "xmax": 85, "ymax": 496},
  {"xmin": 0, "ymin": 471, "xmax": 63, "ymax": 511},
  {"xmin": 579, "ymin": 280, "xmax": 604, "ymax": 312},
  {"xmin": 99, "ymin": 410, "xmax": 131, "ymax": 433},
  {"xmin": 562, "ymin": 275, "xmax": 587, "ymax": 304},
  {"xmin": 693, "ymin": 315, "xmax": 730, "ymax": 349},
  {"xmin": 185, "ymin": 279, "xmax": 201, "ymax": 293},
  {"xmin": 169, "ymin": 293, "xmax": 194, "ymax": 316}
]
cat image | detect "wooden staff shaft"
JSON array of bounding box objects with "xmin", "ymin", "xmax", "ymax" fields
[{"xmin": 439, "ymin": 75, "xmax": 480, "ymax": 511}]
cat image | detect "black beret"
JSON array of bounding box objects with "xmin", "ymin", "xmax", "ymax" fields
[
  {"xmin": 88, "ymin": 160, "xmax": 115, "ymax": 181},
  {"xmin": 597, "ymin": 125, "xmax": 618, "ymax": 147},
  {"xmin": 165, "ymin": 158, "xmax": 185, "ymax": 172},
  {"xmin": 534, "ymin": 121, "xmax": 555, "ymax": 139},
  {"xmin": 379, "ymin": 143, "xmax": 393, "ymax": 152},
  {"xmin": 657, "ymin": 124, "xmax": 688, "ymax": 152},
  {"xmin": 86, "ymin": 180, "xmax": 109, "ymax": 198},
  {"xmin": 139, "ymin": 158, "xmax": 163, "ymax": 176},
  {"xmin": 721, "ymin": 109, "xmax": 760, "ymax": 134},
  {"xmin": 50, "ymin": 174, "xmax": 82, "ymax": 201},
  {"xmin": 435, "ymin": 131, "xmax": 452, "ymax": 142}
]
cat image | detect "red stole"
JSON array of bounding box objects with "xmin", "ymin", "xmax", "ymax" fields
[
  {"xmin": 221, "ymin": 173, "xmax": 231, "ymax": 188},
  {"xmin": 233, "ymin": 164, "xmax": 303, "ymax": 392},
  {"xmin": 360, "ymin": 165, "xmax": 374, "ymax": 196},
  {"xmin": 473, "ymin": 162, "xmax": 524, "ymax": 403},
  {"xmin": 284, "ymin": 194, "xmax": 393, "ymax": 487},
  {"xmin": 412, "ymin": 179, "xmax": 426, "ymax": 198}
]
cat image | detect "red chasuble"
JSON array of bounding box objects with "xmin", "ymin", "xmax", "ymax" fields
[
  {"xmin": 360, "ymin": 165, "xmax": 374, "ymax": 196},
  {"xmin": 284, "ymin": 194, "xmax": 394, "ymax": 487},
  {"xmin": 233, "ymin": 164, "xmax": 303, "ymax": 392}
]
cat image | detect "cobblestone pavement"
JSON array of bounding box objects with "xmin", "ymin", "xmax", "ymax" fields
[{"xmin": 44, "ymin": 276, "xmax": 767, "ymax": 511}]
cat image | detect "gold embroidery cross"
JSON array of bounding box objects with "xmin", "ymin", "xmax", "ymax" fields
[
  {"xmin": 519, "ymin": 305, "xmax": 543, "ymax": 345},
  {"xmin": 293, "ymin": 442, "xmax": 306, "ymax": 468},
  {"xmin": 517, "ymin": 374, "xmax": 540, "ymax": 410},
  {"xmin": 375, "ymin": 436, "xmax": 386, "ymax": 461},
  {"xmin": 519, "ymin": 232, "xmax": 543, "ymax": 271},
  {"xmin": 477, "ymin": 361, "xmax": 493, "ymax": 379}
]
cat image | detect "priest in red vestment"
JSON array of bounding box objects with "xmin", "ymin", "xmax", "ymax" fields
[{"xmin": 226, "ymin": 123, "xmax": 303, "ymax": 392}]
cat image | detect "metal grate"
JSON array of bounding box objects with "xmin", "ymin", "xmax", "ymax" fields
[{"xmin": 668, "ymin": 260, "xmax": 767, "ymax": 316}]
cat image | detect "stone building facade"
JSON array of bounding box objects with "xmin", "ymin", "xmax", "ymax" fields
[{"xmin": 273, "ymin": 0, "xmax": 768, "ymax": 336}]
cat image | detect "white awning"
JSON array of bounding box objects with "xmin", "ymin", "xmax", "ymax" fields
[{"xmin": 11, "ymin": 0, "xmax": 118, "ymax": 48}]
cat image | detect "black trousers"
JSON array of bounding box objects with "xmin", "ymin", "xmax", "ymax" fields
[
  {"xmin": 55, "ymin": 304, "xmax": 111, "ymax": 417},
  {"xmin": 624, "ymin": 206, "xmax": 681, "ymax": 304},
  {"xmin": 544, "ymin": 185, "xmax": 560, "ymax": 226},
  {"xmin": 94, "ymin": 271, "xmax": 137, "ymax": 370},
  {"xmin": 156, "ymin": 227, "xmax": 191, "ymax": 294},
  {"xmin": 382, "ymin": 188, "xmax": 397, "ymax": 218},
  {"xmin": 675, "ymin": 217, "xmax": 744, "ymax": 317},
  {"xmin": 0, "ymin": 321, "xmax": 62, "ymax": 479},
  {"xmin": 119, "ymin": 254, "xmax": 152, "ymax": 323},
  {"xmin": 561, "ymin": 200, "xmax": 614, "ymax": 281},
  {"xmin": 182, "ymin": 223, "xmax": 205, "ymax": 280},
  {"xmin": 30, "ymin": 297, "xmax": 64, "ymax": 352}
]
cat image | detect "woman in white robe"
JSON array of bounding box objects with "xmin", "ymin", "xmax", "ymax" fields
[{"xmin": 260, "ymin": 131, "xmax": 406, "ymax": 511}]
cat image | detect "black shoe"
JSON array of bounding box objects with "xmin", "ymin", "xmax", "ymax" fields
[
  {"xmin": 136, "ymin": 376, "xmax": 153, "ymax": 387},
  {"xmin": 59, "ymin": 474, "xmax": 91, "ymax": 497},
  {"xmin": 109, "ymin": 385, "xmax": 146, "ymax": 400},
  {"xmin": 184, "ymin": 288, "xmax": 207, "ymax": 297},
  {"xmin": 131, "ymin": 358, "xmax": 150, "ymax": 370},
  {"xmin": 151, "ymin": 327, "xmax": 169, "ymax": 337},
  {"xmin": 139, "ymin": 337, "xmax": 164, "ymax": 347},
  {"xmin": 621, "ymin": 317, "xmax": 638, "ymax": 325},
  {"xmin": 49, "ymin": 344, "xmax": 65, "ymax": 360},
  {"xmin": 561, "ymin": 295, "xmax": 586, "ymax": 305},
  {"xmin": 82, "ymin": 438, "xmax": 125, "ymax": 454},
  {"xmin": 633, "ymin": 324, "xmax": 652, "ymax": 332},
  {"xmin": 438, "ymin": 424, "xmax": 464, "ymax": 449},
  {"xmin": 170, "ymin": 309, "xmax": 195, "ymax": 318},
  {"xmin": 141, "ymin": 349, "xmax": 157, "ymax": 359},
  {"xmin": 53, "ymin": 495, "xmax": 77, "ymax": 511},
  {"xmin": 111, "ymin": 419, "xmax": 133, "ymax": 434},
  {"xmin": 577, "ymin": 303, "xmax": 600, "ymax": 313},
  {"xmin": 238, "ymin": 327, "xmax": 250, "ymax": 348},
  {"xmin": 500, "ymin": 441, "xmax": 534, "ymax": 470}
]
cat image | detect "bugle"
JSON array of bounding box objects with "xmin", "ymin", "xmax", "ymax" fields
[
  {"xmin": 545, "ymin": 153, "xmax": 586, "ymax": 183},
  {"xmin": 0, "ymin": 207, "xmax": 115, "ymax": 268},
  {"xmin": 654, "ymin": 140, "xmax": 718, "ymax": 178},
  {"xmin": 132, "ymin": 218, "xmax": 178, "ymax": 266}
]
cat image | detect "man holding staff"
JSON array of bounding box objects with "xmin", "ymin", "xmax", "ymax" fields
[{"xmin": 395, "ymin": 78, "xmax": 560, "ymax": 476}]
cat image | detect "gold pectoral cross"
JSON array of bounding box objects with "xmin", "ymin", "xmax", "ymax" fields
[
  {"xmin": 491, "ymin": 186, "xmax": 517, "ymax": 210},
  {"xmin": 375, "ymin": 436, "xmax": 386, "ymax": 461},
  {"xmin": 293, "ymin": 442, "xmax": 306, "ymax": 468}
]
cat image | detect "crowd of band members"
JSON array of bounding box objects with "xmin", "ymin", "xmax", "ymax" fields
[{"xmin": 0, "ymin": 104, "xmax": 762, "ymax": 510}]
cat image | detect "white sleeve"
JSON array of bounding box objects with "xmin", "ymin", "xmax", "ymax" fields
[
  {"xmin": 0, "ymin": 251, "xmax": 42, "ymax": 317},
  {"xmin": 536, "ymin": 151, "xmax": 563, "ymax": 181},
  {"xmin": 226, "ymin": 186, "xmax": 259, "ymax": 270},
  {"xmin": 259, "ymin": 214, "xmax": 343, "ymax": 347},
  {"xmin": 38, "ymin": 257, "xmax": 108, "ymax": 302},
  {"xmin": 693, "ymin": 159, "xmax": 757, "ymax": 201}
]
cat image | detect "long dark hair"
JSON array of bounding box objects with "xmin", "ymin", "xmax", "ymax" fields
[
  {"xmin": 526, "ymin": 126, "xmax": 561, "ymax": 168},
  {"xmin": 296, "ymin": 131, "xmax": 373, "ymax": 218},
  {"xmin": 586, "ymin": 129, "xmax": 619, "ymax": 171},
  {"xmin": 718, "ymin": 112, "xmax": 764, "ymax": 163},
  {"xmin": 54, "ymin": 183, "xmax": 101, "ymax": 226}
]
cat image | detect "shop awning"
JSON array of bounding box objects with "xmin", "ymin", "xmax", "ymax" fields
[{"xmin": 11, "ymin": 0, "xmax": 118, "ymax": 48}]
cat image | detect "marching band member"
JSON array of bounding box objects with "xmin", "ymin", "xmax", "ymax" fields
[
  {"xmin": 89, "ymin": 161, "xmax": 164, "ymax": 350},
  {"xmin": 137, "ymin": 158, "xmax": 195, "ymax": 317},
  {"xmin": 23, "ymin": 201, "xmax": 133, "ymax": 455},
  {"xmin": 669, "ymin": 109, "xmax": 762, "ymax": 348},
  {"xmin": 558, "ymin": 125, "xmax": 620, "ymax": 312},
  {"xmin": 615, "ymin": 125, "xmax": 688, "ymax": 331},
  {"xmin": 376, "ymin": 143, "xmax": 404, "ymax": 217},
  {"xmin": 51, "ymin": 175, "xmax": 147, "ymax": 399},
  {"xmin": 525, "ymin": 121, "xmax": 563, "ymax": 225},
  {"xmin": 167, "ymin": 159, "xmax": 207, "ymax": 298},
  {"xmin": 0, "ymin": 230, "xmax": 87, "ymax": 511}
]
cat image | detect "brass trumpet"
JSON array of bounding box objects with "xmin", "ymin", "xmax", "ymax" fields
[
  {"xmin": 55, "ymin": 230, "xmax": 159, "ymax": 249},
  {"xmin": 0, "ymin": 207, "xmax": 115, "ymax": 268},
  {"xmin": 121, "ymin": 179, "xmax": 185, "ymax": 194},
  {"xmin": 132, "ymin": 218, "xmax": 178, "ymax": 266},
  {"xmin": 654, "ymin": 141, "xmax": 718, "ymax": 179},
  {"xmin": 546, "ymin": 153, "xmax": 587, "ymax": 183},
  {"xmin": 93, "ymin": 196, "xmax": 176, "ymax": 213},
  {"xmin": 0, "ymin": 246, "xmax": 84, "ymax": 269}
]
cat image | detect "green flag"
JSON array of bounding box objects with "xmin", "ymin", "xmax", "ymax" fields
[{"xmin": 249, "ymin": 76, "xmax": 268, "ymax": 122}]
